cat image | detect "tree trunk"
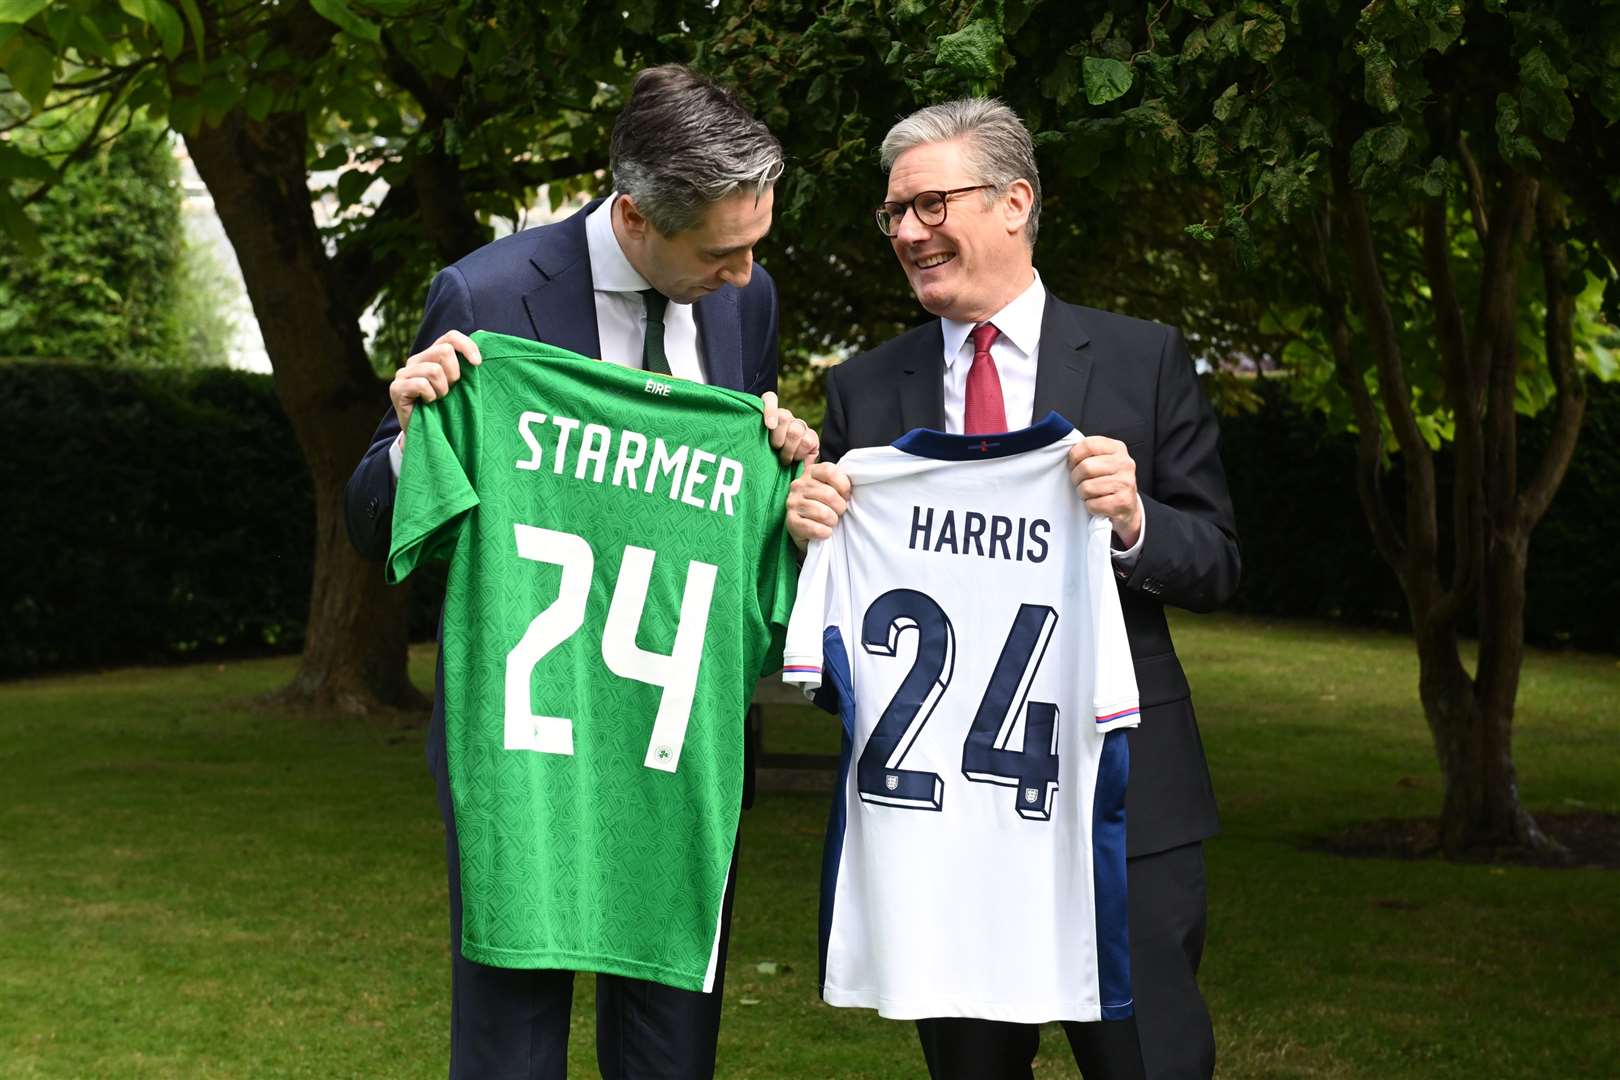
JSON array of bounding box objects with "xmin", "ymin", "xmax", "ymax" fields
[{"xmin": 185, "ymin": 111, "xmax": 421, "ymax": 712}]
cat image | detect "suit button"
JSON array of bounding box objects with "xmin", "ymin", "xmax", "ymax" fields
[{"xmin": 367, "ymin": 496, "xmax": 381, "ymax": 520}]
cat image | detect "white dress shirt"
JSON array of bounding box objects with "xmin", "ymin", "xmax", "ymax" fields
[
  {"xmin": 938, "ymin": 270, "xmax": 1145, "ymax": 565},
  {"xmin": 391, "ymin": 194, "xmax": 706, "ymax": 476},
  {"xmin": 584, "ymin": 194, "xmax": 706, "ymax": 381}
]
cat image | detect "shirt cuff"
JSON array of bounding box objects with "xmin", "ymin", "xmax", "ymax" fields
[
  {"xmin": 1110, "ymin": 495, "xmax": 1145, "ymax": 569},
  {"xmin": 388, "ymin": 432, "xmax": 404, "ymax": 478}
]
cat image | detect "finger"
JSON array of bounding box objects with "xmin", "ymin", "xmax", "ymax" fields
[
  {"xmin": 824, "ymin": 464, "xmax": 852, "ymax": 497},
  {"xmin": 761, "ymin": 391, "xmax": 780, "ymax": 428},
  {"xmin": 424, "ymin": 364, "xmax": 452, "ymax": 398},
  {"xmin": 1082, "ymin": 434, "xmax": 1125, "ymax": 456},
  {"xmin": 437, "ymin": 329, "xmax": 483, "ymax": 366}
]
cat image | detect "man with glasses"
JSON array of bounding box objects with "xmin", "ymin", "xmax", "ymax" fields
[
  {"xmin": 786, "ymin": 99, "xmax": 1239, "ymax": 1080},
  {"xmin": 346, "ymin": 65, "xmax": 813, "ymax": 1080}
]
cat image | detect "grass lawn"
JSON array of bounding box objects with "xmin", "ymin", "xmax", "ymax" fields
[{"xmin": 1, "ymin": 613, "xmax": 1615, "ymax": 1078}]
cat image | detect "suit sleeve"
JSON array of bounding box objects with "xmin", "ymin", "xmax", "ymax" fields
[
  {"xmin": 820, "ymin": 362, "xmax": 850, "ymax": 465},
  {"xmin": 1122, "ymin": 326, "xmax": 1241, "ymax": 613},
  {"xmin": 343, "ymin": 265, "xmax": 478, "ymax": 561}
]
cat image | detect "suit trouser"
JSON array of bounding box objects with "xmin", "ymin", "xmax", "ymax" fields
[
  {"xmin": 914, "ymin": 841, "xmax": 1213, "ymax": 1080},
  {"xmin": 432, "ymin": 735, "xmax": 738, "ymax": 1080}
]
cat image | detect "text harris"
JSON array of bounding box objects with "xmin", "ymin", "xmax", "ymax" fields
[{"xmin": 908, "ymin": 505, "xmax": 1049, "ymax": 563}]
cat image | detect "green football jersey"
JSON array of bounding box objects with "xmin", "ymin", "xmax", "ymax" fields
[{"xmin": 387, "ymin": 331, "xmax": 798, "ymax": 991}]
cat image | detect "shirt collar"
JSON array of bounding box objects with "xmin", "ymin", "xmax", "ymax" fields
[
  {"xmin": 941, "ymin": 270, "xmax": 1046, "ymax": 368},
  {"xmin": 585, "ymin": 194, "xmax": 652, "ymax": 294}
]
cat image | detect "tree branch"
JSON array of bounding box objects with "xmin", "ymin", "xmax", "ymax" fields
[
  {"xmin": 1519, "ymin": 184, "xmax": 1587, "ymax": 530},
  {"xmin": 1457, "ymin": 131, "xmax": 1489, "ymax": 245},
  {"xmin": 1308, "ymin": 211, "xmax": 1406, "ymax": 575},
  {"xmin": 1420, "ymin": 194, "xmax": 1483, "ymax": 627}
]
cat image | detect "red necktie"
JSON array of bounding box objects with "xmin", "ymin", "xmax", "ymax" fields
[{"xmin": 963, "ymin": 322, "xmax": 1007, "ymax": 434}]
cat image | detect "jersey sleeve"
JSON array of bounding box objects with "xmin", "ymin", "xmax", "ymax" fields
[
  {"xmin": 385, "ymin": 388, "xmax": 480, "ymax": 585},
  {"xmin": 780, "ymin": 533, "xmax": 833, "ymax": 695},
  {"xmin": 1089, "ymin": 514, "xmax": 1141, "ymax": 732},
  {"xmin": 757, "ymin": 459, "xmax": 802, "ymax": 677}
]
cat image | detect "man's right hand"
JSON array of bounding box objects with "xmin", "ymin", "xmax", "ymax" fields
[
  {"xmin": 390, "ymin": 330, "xmax": 483, "ymax": 434},
  {"xmin": 785, "ymin": 453, "xmax": 852, "ymax": 550}
]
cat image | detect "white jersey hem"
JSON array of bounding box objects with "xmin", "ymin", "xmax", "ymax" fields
[{"xmin": 821, "ymin": 984, "xmax": 1119, "ymax": 1024}]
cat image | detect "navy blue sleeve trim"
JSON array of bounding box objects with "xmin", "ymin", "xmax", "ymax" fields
[{"xmin": 891, "ymin": 410, "xmax": 1074, "ymax": 460}]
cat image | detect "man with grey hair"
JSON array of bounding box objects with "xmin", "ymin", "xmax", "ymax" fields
[
  {"xmin": 347, "ymin": 64, "xmax": 813, "ymax": 1079},
  {"xmin": 787, "ymin": 98, "xmax": 1238, "ymax": 1080}
]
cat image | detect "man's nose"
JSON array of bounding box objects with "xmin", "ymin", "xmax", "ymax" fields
[
  {"xmin": 719, "ymin": 249, "xmax": 754, "ymax": 287},
  {"xmin": 895, "ymin": 205, "xmax": 931, "ymax": 244}
]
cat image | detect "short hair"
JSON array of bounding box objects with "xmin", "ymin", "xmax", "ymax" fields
[
  {"xmin": 879, "ymin": 98, "xmax": 1042, "ymax": 247},
  {"xmin": 609, "ymin": 65, "xmax": 785, "ymax": 236}
]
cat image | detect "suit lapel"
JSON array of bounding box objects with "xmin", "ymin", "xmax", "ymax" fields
[
  {"xmin": 898, "ymin": 321, "xmax": 947, "ymax": 434},
  {"xmin": 1032, "ymin": 293, "xmax": 1093, "ymax": 428},
  {"xmin": 520, "ymin": 200, "xmax": 602, "ymax": 359},
  {"xmin": 694, "ymin": 290, "xmax": 743, "ymax": 391}
]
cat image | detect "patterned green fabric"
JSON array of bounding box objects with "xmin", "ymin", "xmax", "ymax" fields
[{"xmin": 388, "ymin": 331, "xmax": 797, "ymax": 990}]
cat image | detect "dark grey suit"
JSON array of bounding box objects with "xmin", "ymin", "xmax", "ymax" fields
[
  {"xmin": 344, "ymin": 198, "xmax": 780, "ymax": 1080},
  {"xmin": 820, "ymin": 291, "xmax": 1239, "ymax": 1080}
]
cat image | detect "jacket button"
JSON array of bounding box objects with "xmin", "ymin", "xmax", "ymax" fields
[{"xmin": 367, "ymin": 496, "xmax": 381, "ymax": 520}]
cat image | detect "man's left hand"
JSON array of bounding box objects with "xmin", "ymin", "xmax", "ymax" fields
[
  {"xmin": 761, "ymin": 391, "xmax": 819, "ymax": 465},
  {"xmin": 1069, "ymin": 435, "xmax": 1142, "ymax": 547}
]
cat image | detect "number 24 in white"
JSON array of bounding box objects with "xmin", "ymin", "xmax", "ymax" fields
[{"xmin": 505, "ymin": 524, "xmax": 715, "ymax": 773}]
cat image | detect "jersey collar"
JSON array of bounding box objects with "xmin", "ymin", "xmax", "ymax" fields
[{"xmin": 892, "ymin": 410, "xmax": 1074, "ymax": 460}]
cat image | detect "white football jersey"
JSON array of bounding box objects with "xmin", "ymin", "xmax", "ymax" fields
[{"xmin": 783, "ymin": 413, "xmax": 1140, "ymax": 1023}]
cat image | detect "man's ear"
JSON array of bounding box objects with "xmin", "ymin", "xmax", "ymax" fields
[
  {"xmin": 616, "ymin": 194, "xmax": 651, "ymax": 242},
  {"xmin": 1002, "ymin": 178, "xmax": 1034, "ymax": 236}
]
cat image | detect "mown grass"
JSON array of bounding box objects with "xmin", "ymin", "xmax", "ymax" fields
[{"xmin": 1, "ymin": 614, "xmax": 1615, "ymax": 1078}]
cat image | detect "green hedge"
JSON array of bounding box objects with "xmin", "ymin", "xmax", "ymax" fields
[
  {"xmin": 1, "ymin": 362, "xmax": 442, "ymax": 676},
  {"xmin": 1219, "ymin": 378, "xmax": 1620, "ymax": 653},
  {"xmin": 2, "ymin": 363, "xmax": 1612, "ymax": 676}
]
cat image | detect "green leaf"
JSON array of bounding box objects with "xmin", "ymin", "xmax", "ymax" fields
[
  {"xmin": 1360, "ymin": 40, "xmax": 1399, "ymax": 112},
  {"xmin": 1212, "ymin": 83, "xmax": 1243, "ymax": 121},
  {"xmin": 0, "ymin": 188, "xmax": 43, "ymax": 257},
  {"xmin": 1519, "ymin": 46, "xmax": 1573, "ymax": 140},
  {"xmin": 336, "ymin": 167, "xmax": 373, "ymax": 206},
  {"xmin": 312, "ymin": 144, "xmax": 349, "ymax": 171},
  {"xmin": 168, "ymin": 94, "xmax": 202, "ymax": 135},
  {"xmin": 309, "ymin": 0, "xmax": 381, "ymax": 44},
  {"xmin": 0, "ymin": 0, "xmax": 49, "ymax": 25},
  {"xmin": 1090, "ymin": 11, "xmax": 1113, "ymax": 46},
  {"xmin": 1082, "ymin": 56, "xmax": 1133, "ymax": 105},
  {"xmin": 1191, "ymin": 125, "xmax": 1220, "ymax": 175},
  {"xmin": 1240, "ymin": 14, "xmax": 1286, "ymax": 62},
  {"xmin": 119, "ymin": 0, "xmax": 184, "ymax": 60},
  {"xmin": 243, "ymin": 82, "xmax": 273, "ymax": 122},
  {"xmin": 175, "ymin": 0, "xmax": 204, "ymax": 62},
  {"xmin": 1175, "ymin": 0, "xmax": 1214, "ymax": 16},
  {"xmin": 935, "ymin": 19, "xmax": 1002, "ymax": 79},
  {"xmin": 0, "ymin": 143, "xmax": 50, "ymax": 179},
  {"xmin": 4, "ymin": 38, "xmax": 53, "ymax": 112},
  {"xmin": 1368, "ymin": 123, "xmax": 1411, "ymax": 164},
  {"xmin": 1494, "ymin": 93, "xmax": 1541, "ymax": 162},
  {"xmin": 1041, "ymin": 53, "xmax": 1079, "ymax": 106},
  {"xmin": 1419, "ymin": 156, "xmax": 1447, "ymax": 198}
]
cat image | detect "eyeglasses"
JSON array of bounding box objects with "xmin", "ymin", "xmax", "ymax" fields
[{"xmin": 874, "ymin": 185, "xmax": 994, "ymax": 238}]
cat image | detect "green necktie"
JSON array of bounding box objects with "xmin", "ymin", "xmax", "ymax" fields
[{"xmin": 640, "ymin": 289, "xmax": 671, "ymax": 376}]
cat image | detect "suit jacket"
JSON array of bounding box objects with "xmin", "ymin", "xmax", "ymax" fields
[
  {"xmin": 820, "ymin": 291, "xmax": 1239, "ymax": 857},
  {"xmin": 343, "ymin": 197, "xmax": 781, "ymax": 809}
]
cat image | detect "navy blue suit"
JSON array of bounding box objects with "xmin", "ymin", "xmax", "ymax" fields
[{"xmin": 345, "ymin": 199, "xmax": 780, "ymax": 1080}]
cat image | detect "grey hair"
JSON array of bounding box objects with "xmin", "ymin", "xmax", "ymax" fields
[
  {"xmin": 610, "ymin": 65, "xmax": 785, "ymax": 236},
  {"xmin": 879, "ymin": 98, "xmax": 1041, "ymax": 247}
]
